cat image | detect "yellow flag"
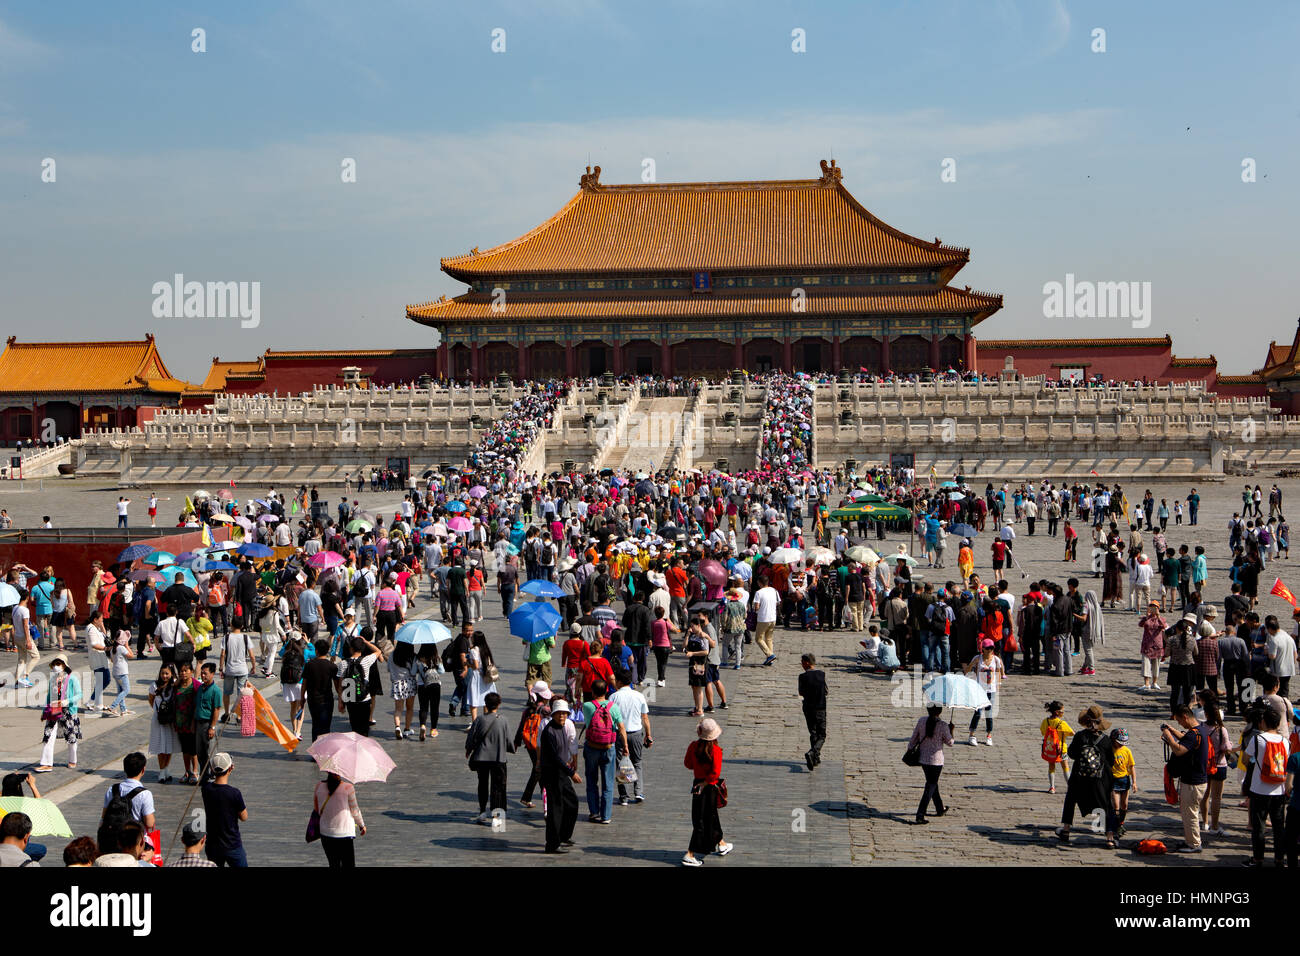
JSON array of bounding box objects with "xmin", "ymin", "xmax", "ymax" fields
[
  {"xmin": 200, "ymin": 524, "xmax": 212, "ymax": 547},
  {"xmin": 185, "ymin": 495, "xmax": 194, "ymax": 515}
]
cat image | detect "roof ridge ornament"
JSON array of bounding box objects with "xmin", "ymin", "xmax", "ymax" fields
[
  {"xmin": 579, "ymin": 164, "xmax": 602, "ymax": 189},
  {"xmin": 818, "ymin": 158, "xmax": 842, "ymax": 186}
]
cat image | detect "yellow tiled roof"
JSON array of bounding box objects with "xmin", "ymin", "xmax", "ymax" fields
[
  {"xmin": 201, "ymin": 359, "xmax": 265, "ymax": 390},
  {"xmin": 409, "ymin": 285, "xmax": 1003, "ymax": 324},
  {"xmin": 0, "ymin": 336, "xmax": 197, "ymax": 394},
  {"xmin": 440, "ymin": 162, "xmax": 970, "ymax": 281}
]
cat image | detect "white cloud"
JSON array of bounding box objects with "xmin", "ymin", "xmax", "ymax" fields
[{"xmin": 0, "ymin": 18, "xmax": 53, "ymax": 70}]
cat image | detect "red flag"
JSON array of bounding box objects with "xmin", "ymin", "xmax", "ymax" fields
[
  {"xmin": 1271, "ymin": 578, "xmax": 1298, "ymax": 607},
  {"xmin": 1089, "ymin": 470, "xmax": 1099, "ymax": 477}
]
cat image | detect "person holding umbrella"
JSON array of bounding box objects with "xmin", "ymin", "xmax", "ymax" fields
[
  {"xmin": 311, "ymin": 771, "xmax": 366, "ymax": 867},
  {"xmin": 907, "ymin": 704, "xmax": 954, "ymax": 824}
]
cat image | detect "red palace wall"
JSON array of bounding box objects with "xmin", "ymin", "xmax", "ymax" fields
[
  {"xmin": 977, "ymin": 342, "xmax": 1179, "ymax": 382},
  {"xmin": 223, "ymin": 353, "xmax": 439, "ymax": 395}
]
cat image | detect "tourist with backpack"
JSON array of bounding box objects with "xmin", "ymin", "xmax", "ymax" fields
[
  {"xmin": 1241, "ymin": 704, "xmax": 1289, "ymax": 867},
  {"xmin": 280, "ymin": 630, "xmax": 311, "ymax": 740},
  {"xmin": 1055, "ymin": 705, "xmax": 1117, "ymax": 848},
  {"xmin": 333, "ymin": 634, "xmax": 385, "ymax": 736},
  {"xmin": 720, "ymin": 583, "xmax": 748, "ymax": 668},
  {"xmin": 1160, "ymin": 703, "xmax": 1211, "ymax": 853},
  {"xmin": 515, "ymin": 680, "xmax": 554, "ymax": 808},
  {"xmin": 99, "ymin": 752, "xmax": 155, "ymax": 855},
  {"xmin": 581, "ymin": 679, "xmax": 629, "ymax": 824}
]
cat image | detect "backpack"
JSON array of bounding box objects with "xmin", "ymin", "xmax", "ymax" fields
[
  {"xmin": 543, "ymin": 543, "xmax": 555, "ymax": 565},
  {"xmin": 351, "ymin": 573, "xmax": 370, "ymax": 601},
  {"xmin": 586, "ymin": 701, "xmax": 616, "ymax": 747},
  {"xmin": 928, "ymin": 604, "xmax": 949, "ymax": 637},
  {"xmin": 281, "ymin": 641, "xmax": 305, "ymax": 685},
  {"xmin": 521, "ymin": 709, "xmax": 542, "ymax": 750},
  {"xmin": 722, "ymin": 599, "xmax": 746, "ymax": 635},
  {"xmin": 1041, "ymin": 723, "xmax": 1064, "ymax": 761},
  {"xmin": 99, "ymin": 783, "xmax": 145, "ymax": 846},
  {"xmin": 1074, "ymin": 732, "xmax": 1105, "ymax": 777},
  {"xmin": 132, "ymin": 588, "xmax": 149, "ymax": 620},
  {"xmin": 155, "ymin": 687, "xmax": 176, "ymax": 725},
  {"xmin": 207, "ymin": 582, "xmax": 224, "ymax": 605},
  {"xmin": 1258, "ymin": 734, "xmax": 1288, "ymax": 785},
  {"xmin": 343, "ymin": 656, "xmax": 369, "ymax": 703}
]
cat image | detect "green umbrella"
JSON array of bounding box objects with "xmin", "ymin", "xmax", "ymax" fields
[
  {"xmin": 0, "ymin": 797, "xmax": 72, "ymax": 837},
  {"xmin": 346, "ymin": 518, "xmax": 374, "ymax": 534},
  {"xmin": 830, "ymin": 503, "xmax": 911, "ymax": 521}
]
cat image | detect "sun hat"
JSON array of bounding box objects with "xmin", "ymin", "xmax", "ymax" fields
[
  {"xmin": 551, "ymin": 699, "xmax": 570, "ymax": 714},
  {"xmin": 1077, "ymin": 705, "xmax": 1111, "ymax": 730},
  {"xmin": 530, "ymin": 680, "xmax": 553, "ymax": 700},
  {"xmin": 980, "ymin": 639, "xmax": 995, "ymax": 650},
  {"xmin": 696, "ymin": 718, "xmax": 722, "ymax": 741},
  {"xmin": 49, "ymin": 654, "xmax": 69, "ymax": 670}
]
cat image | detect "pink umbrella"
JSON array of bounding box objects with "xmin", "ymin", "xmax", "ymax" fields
[
  {"xmin": 469, "ymin": 486, "xmax": 488, "ymax": 498},
  {"xmin": 218, "ymin": 488, "xmax": 233, "ymax": 500},
  {"xmin": 698, "ymin": 559, "xmax": 727, "ymax": 587},
  {"xmin": 307, "ymin": 732, "xmax": 396, "ymax": 784},
  {"xmin": 447, "ymin": 516, "xmax": 473, "ymax": 533},
  {"xmin": 308, "ymin": 551, "xmax": 344, "ymax": 569},
  {"xmin": 234, "ymin": 516, "xmax": 255, "ymax": 531}
]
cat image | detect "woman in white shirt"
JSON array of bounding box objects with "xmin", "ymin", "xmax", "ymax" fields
[
  {"xmin": 965, "ymin": 639, "xmax": 1006, "ymax": 747},
  {"xmin": 85, "ymin": 609, "xmax": 111, "ymax": 713},
  {"xmin": 312, "ymin": 772, "xmax": 366, "ymax": 867}
]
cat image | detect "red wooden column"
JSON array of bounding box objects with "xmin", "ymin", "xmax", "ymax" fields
[
  {"xmin": 782, "ymin": 338, "xmax": 793, "ymax": 373},
  {"xmin": 832, "ymin": 335, "xmax": 842, "ymax": 371},
  {"xmin": 612, "ymin": 341, "xmax": 623, "ymax": 375},
  {"xmin": 470, "ymin": 343, "xmax": 481, "ymax": 382},
  {"xmin": 661, "ymin": 340, "xmax": 672, "ymax": 377},
  {"xmin": 733, "ymin": 339, "xmax": 743, "ymax": 369},
  {"xmin": 880, "ymin": 335, "xmax": 891, "ymax": 374},
  {"xmin": 565, "ymin": 342, "xmax": 576, "ymax": 377},
  {"xmin": 517, "ymin": 343, "xmax": 528, "ymax": 381},
  {"xmin": 929, "ymin": 334, "xmax": 941, "ymax": 371},
  {"xmin": 964, "ymin": 333, "xmax": 977, "ymax": 372}
]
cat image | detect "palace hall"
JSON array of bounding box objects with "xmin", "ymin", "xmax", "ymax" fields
[{"xmin": 407, "ymin": 161, "xmax": 1003, "ymax": 381}]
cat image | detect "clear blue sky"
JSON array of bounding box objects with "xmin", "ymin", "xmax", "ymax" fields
[{"xmin": 1, "ymin": 0, "xmax": 1296, "ymax": 381}]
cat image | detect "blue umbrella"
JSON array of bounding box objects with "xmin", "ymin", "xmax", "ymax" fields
[
  {"xmin": 520, "ymin": 579, "xmax": 565, "ymax": 599},
  {"xmin": 173, "ymin": 551, "xmax": 201, "ymax": 564},
  {"xmin": 922, "ymin": 674, "xmax": 990, "ymax": 710},
  {"xmin": 395, "ymin": 619, "xmax": 453, "ymax": 646},
  {"xmin": 237, "ymin": 542, "xmax": 274, "ymax": 558},
  {"xmin": 117, "ymin": 544, "xmax": 154, "ymax": 563},
  {"xmin": 156, "ymin": 565, "xmax": 199, "ymax": 589},
  {"xmin": 199, "ymin": 560, "xmax": 238, "ymax": 572},
  {"xmin": 509, "ymin": 603, "xmax": 562, "ymax": 643},
  {"xmin": 950, "ymin": 523, "xmax": 978, "ymax": 539},
  {"xmin": 141, "ymin": 550, "xmax": 175, "ymax": 567},
  {"xmin": 939, "ymin": 480, "xmax": 960, "ymax": 489},
  {"xmin": 445, "ymin": 501, "xmax": 467, "ymax": 513}
]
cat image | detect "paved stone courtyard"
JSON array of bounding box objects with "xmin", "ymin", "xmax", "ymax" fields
[{"xmin": 4, "ymin": 478, "xmax": 1298, "ymax": 866}]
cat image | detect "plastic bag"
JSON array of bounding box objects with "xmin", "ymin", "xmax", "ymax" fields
[{"xmin": 615, "ymin": 754, "xmax": 637, "ymax": 784}]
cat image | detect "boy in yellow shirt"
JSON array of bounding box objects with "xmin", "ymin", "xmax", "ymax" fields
[
  {"xmin": 1109, "ymin": 728, "xmax": 1137, "ymax": 835},
  {"xmin": 1040, "ymin": 700, "xmax": 1074, "ymax": 793}
]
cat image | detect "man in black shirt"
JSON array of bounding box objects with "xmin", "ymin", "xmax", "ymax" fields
[
  {"xmin": 301, "ymin": 639, "xmax": 337, "ymax": 741},
  {"xmin": 162, "ymin": 573, "xmax": 199, "ymax": 621},
  {"xmin": 538, "ymin": 700, "xmax": 580, "ymax": 854},
  {"xmin": 798, "ymin": 653, "xmax": 828, "ymax": 771},
  {"xmin": 233, "ymin": 563, "xmax": 258, "ymax": 630},
  {"xmin": 620, "ymin": 591, "xmax": 653, "ymax": 685}
]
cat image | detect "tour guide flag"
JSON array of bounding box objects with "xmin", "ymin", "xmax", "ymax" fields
[
  {"xmin": 251, "ymin": 686, "xmax": 299, "ymax": 752},
  {"xmin": 200, "ymin": 523, "xmax": 212, "ymax": 547},
  {"xmin": 1271, "ymin": 578, "xmax": 1298, "ymax": 607}
]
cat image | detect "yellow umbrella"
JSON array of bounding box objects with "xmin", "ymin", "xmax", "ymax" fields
[{"xmin": 0, "ymin": 797, "xmax": 72, "ymax": 837}]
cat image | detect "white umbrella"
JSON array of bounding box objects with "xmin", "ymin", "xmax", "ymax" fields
[
  {"xmin": 805, "ymin": 546, "xmax": 835, "ymax": 565},
  {"xmin": 768, "ymin": 547, "xmax": 804, "ymax": 565}
]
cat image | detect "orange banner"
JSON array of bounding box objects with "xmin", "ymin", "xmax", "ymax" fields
[{"xmin": 251, "ymin": 686, "xmax": 299, "ymax": 752}]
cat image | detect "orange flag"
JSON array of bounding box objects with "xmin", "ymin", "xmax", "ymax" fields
[
  {"xmin": 1271, "ymin": 578, "xmax": 1298, "ymax": 607},
  {"xmin": 251, "ymin": 686, "xmax": 299, "ymax": 752}
]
